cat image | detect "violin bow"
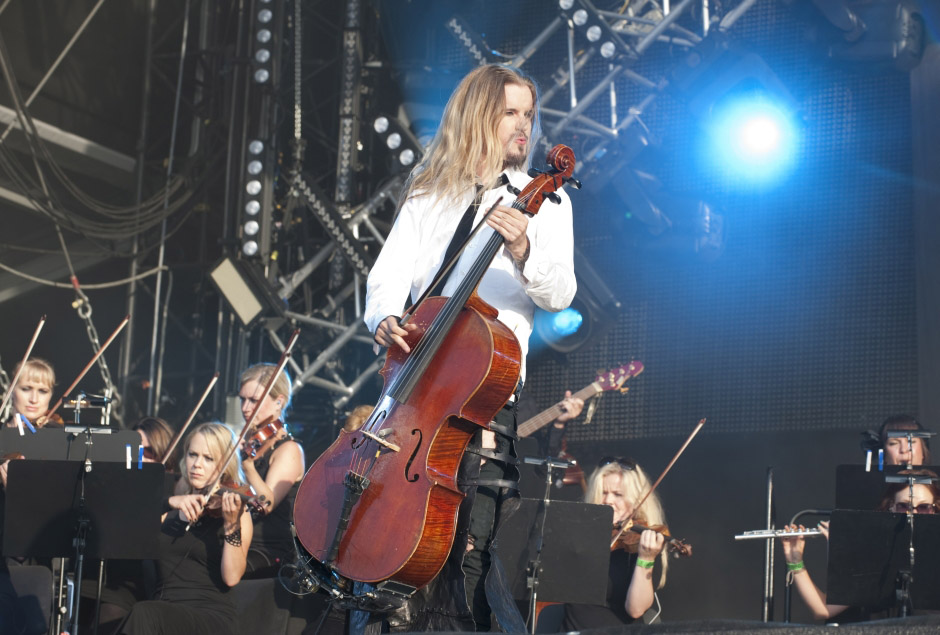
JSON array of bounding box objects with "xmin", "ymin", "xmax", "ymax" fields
[
  {"xmin": 202, "ymin": 329, "xmax": 300, "ymax": 498},
  {"xmin": 0, "ymin": 315, "xmax": 46, "ymax": 418},
  {"xmin": 161, "ymin": 372, "xmax": 220, "ymax": 465},
  {"xmin": 45, "ymin": 315, "xmax": 129, "ymax": 423},
  {"xmin": 610, "ymin": 418, "xmax": 706, "ymax": 548}
]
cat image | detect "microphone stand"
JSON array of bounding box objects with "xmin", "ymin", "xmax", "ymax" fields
[{"xmin": 522, "ymin": 454, "xmax": 576, "ymax": 634}]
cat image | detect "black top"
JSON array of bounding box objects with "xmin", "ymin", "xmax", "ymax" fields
[
  {"xmin": 155, "ymin": 512, "xmax": 234, "ymax": 620},
  {"xmin": 562, "ymin": 549, "xmax": 640, "ymax": 630},
  {"xmin": 250, "ymin": 437, "xmax": 299, "ymax": 564}
]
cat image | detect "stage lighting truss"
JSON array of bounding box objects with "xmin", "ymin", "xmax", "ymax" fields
[
  {"xmin": 237, "ymin": 0, "xmax": 285, "ymax": 261},
  {"xmin": 501, "ymin": 0, "xmax": 760, "ymax": 179}
]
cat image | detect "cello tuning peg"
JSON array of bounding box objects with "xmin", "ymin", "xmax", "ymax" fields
[
  {"xmin": 507, "ymin": 184, "xmax": 521, "ymax": 196},
  {"xmin": 527, "ymin": 168, "xmax": 542, "ymax": 178},
  {"xmin": 546, "ymin": 192, "xmax": 562, "ymax": 205},
  {"xmin": 567, "ymin": 177, "xmax": 582, "ymax": 189}
]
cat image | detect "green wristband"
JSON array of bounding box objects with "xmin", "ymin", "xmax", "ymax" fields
[
  {"xmin": 786, "ymin": 561, "xmax": 805, "ymax": 572},
  {"xmin": 636, "ymin": 558, "xmax": 655, "ymax": 569}
]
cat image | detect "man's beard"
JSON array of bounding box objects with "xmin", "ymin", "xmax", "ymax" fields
[{"xmin": 501, "ymin": 141, "xmax": 528, "ymax": 171}]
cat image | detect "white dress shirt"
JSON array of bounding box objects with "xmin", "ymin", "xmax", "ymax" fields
[{"xmin": 364, "ymin": 168, "xmax": 577, "ymax": 381}]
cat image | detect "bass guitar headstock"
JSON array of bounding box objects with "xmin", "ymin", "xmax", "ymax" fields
[{"xmin": 595, "ymin": 360, "xmax": 644, "ymax": 393}]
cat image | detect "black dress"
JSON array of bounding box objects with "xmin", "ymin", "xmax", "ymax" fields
[
  {"xmin": 562, "ymin": 549, "xmax": 640, "ymax": 630},
  {"xmin": 119, "ymin": 512, "xmax": 237, "ymax": 634},
  {"xmin": 244, "ymin": 437, "xmax": 299, "ymax": 578}
]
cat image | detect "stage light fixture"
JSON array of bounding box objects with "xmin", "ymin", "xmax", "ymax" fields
[
  {"xmin": 531, "ymin": 247, "xmax": 621, "ymax": 357},
  {"xmin": 703, "ymin": 92, "xmax": 798, "ymax": 184},
  {"xmin": 235, "ymin": 0, "xmax": 282, "ymax": 261},
  {"xmin": 209, "ymin": 256, "xmax": 285, "ymax": 328},
  {"xmin": 811, "ymin": 0, "xmax": 925, "ymax": 71},
  {"xmin": 372, "ymin": 113, "xmax": 424, "ymax": 174},
  {"xmin": 557, "ymin": 1, "xmax": 623, "ymax": 64},
  {"xmin": 670, "ymin": 35, "xmax": 800, "ymax": 185}
]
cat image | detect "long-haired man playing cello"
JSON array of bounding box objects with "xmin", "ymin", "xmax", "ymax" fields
[{"xmin": 365, "ymin": 64, "xmax": 577, "ymax": 631}]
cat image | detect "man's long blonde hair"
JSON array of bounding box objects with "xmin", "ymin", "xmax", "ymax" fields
[{"xmin": 401, "ymin": 64, "xmax": 541, "ymax": 208}]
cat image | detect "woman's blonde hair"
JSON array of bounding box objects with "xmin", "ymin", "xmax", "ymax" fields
[
  {"xmin": 179, "ymin": 422, "xmax": 245, "ymax": 492},
  {"xmin": 585, "ymin": 459, "xmax": 669, "ymax": 588},
  {"xmin": 402, "ymin": 64, "xmax": 540, "ymax": 208},
  {"xmin": 239, "ymin": 363, "xmax": 292, "ymax": 417},
  {"xmin": 14, "ymin": 358, "xmax": 55, "ymax": 391}
]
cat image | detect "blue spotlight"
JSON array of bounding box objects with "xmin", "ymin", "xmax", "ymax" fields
[
  {"xmin": 704, "ymin": 94, "xmax": 798, "ymax": 184},
  {"xmin": 549, "ymin": 307, "xmax": 584, "ymax": 338}
]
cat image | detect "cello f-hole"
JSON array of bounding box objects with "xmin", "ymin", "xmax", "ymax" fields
[{"xmin": 404, "ymin": 429, "xmax": 422, "ymax": 483}]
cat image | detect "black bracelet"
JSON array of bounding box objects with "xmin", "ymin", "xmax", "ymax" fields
[{"xmin": 223, "ymin": 527, "xmax": 242, "ymax": 547}]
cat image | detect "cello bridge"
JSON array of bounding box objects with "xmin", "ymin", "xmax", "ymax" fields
[{"xmin": 360, "ymin": 430, "xmax": 401, "ymax": 453}]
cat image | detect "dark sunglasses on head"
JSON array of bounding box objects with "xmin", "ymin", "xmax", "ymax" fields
[
  {"xmin": 893, "ymin": 502, "xmax": 937, "ymax": 514},
  {"xmin": 597, "ymin": 456, "xmax": 637, "ymax": 471}
]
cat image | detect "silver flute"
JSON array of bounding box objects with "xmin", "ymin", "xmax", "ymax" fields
[{"xmin": 734, "ymin": 528, "xmax": 825, "ymax": 540}]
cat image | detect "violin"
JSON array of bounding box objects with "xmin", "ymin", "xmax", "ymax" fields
[
  {"xmin": 611, "ymin": 519, "xmax": 693, "ymax": 558},
  {"xmin": 241, "ymin": 417, "xmax": 284, "ymax": 460},
  {"xmin": 200, "ymin": 480, "xmax": 268, "ymax": 517},
  {"xmin": 35, "ymin": 413, "xmax": 65, "ymax": 428}
]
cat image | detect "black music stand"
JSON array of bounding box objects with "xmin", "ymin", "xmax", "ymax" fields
[
  {"xmin": 835, "ymin": 464, "xmax": 940, "ymax": 511},
  {"xmin": 0, "ymin": 426, "xmax": 145, "ymax": 462},
  {"xmin": 826, "ymin": 510, "xmax": 940, "ymax": 616},
  {"xmin": 493, "ymin": 498, "xmax": 610, "ymax": 631},
  {"xmin": 3, "ymin": 460, "xmax": 164, "ymax": 634}
]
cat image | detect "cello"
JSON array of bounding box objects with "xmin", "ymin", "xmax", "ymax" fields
[{"xmin": 293, "ymin": 145, "xmax": 578, "ymax": 593}]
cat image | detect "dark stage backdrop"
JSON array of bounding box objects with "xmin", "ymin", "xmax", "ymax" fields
[{"xmin": 520, "ymin": 1, "xmax": 918, "ymax": 441}]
